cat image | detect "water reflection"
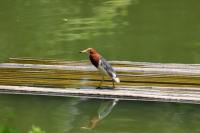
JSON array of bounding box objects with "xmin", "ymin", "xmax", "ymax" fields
[
  {"xmin": 1, "ymin": 0, "xmax": 200, "ymax": 63},
  {"xmin": 82, "ymin": 99, "xmax": 118, "ymax": 129},
  {"xmin": 1, "ymin": 94, "xmax": 200, "ymax": 133},
  {"xmin": 50, "ymin": 0, "xmax": 134, "ymax": 42}
]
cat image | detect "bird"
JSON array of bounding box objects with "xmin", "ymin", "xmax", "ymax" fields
[{"xmin": 80, "ymin": 48, "xmax": 120, "ymax": 88}]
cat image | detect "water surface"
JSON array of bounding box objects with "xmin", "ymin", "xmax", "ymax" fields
[
  {"xmin": 0, "ymin": 0, "xmax": 200, "ymax": 63},
  {"xmin": 0, "ymin": 0, "xmax": 200, "ymax": 133},
  {"xmin": 1, "ymin": 94, "xmax": 200, "ymax": 133}
]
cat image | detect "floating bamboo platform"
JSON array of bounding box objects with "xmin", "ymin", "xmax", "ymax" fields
[{"xmin": 0, "ymin": 58, "xmax": 200, "ymax": 104}]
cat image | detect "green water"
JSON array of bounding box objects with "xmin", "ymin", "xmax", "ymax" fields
[
  {"xmin": 1, "ymin": 0, "xmax": 200, "ymax": 133},
  {"xmin": 0, "ymin": 0, "xmax": 200, "ymax": 63},
  {"xmin": 1, "ymin": 94, "xmax": 200, "ymax": 133}
]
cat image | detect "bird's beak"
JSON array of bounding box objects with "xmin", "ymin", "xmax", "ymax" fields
[{"xmin": 80, "ymin": 49, "xmax": 88, "ymax": 53}]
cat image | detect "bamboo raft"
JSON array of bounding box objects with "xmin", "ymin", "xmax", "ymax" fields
[{"xmin": 0, "ymin": 58, "xmax": 200, "ymax": 104}]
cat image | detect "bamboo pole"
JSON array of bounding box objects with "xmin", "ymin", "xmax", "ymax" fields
[
  {"xmin": 0, "ymin": 58, "xmax": 200, "ymax": 104},
  {"xmin": 0, "ymin": 85, "xmax": 200, "ymax": 104}
]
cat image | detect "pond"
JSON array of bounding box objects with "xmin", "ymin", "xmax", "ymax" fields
[{"xmin": 0, "ymin": 0, "xmax": 200, "ymax": 133}]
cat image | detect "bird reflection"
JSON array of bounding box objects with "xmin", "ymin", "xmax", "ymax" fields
[{"xmin": 81, "ymin": 99, "xmax": 119, "ymax": 129}]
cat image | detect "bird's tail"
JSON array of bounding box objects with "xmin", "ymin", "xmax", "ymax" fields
[{"xmin": 113, "ymin": 77, "xmax": 120, "ymax": 83}]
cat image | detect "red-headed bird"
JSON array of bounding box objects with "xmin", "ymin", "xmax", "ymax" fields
[{"xmin": 80, "ymin": 48, "xmax": 120, "ymax": 88}]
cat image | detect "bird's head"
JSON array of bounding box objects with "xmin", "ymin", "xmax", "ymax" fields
[{"xmin": 80, "ymin": 48, "xmax": 97, "ymax": 54}]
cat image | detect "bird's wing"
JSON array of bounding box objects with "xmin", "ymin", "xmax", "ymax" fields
[{"xmin": 99, "ymin": 57, "xmax": 117, "ymax": 78}]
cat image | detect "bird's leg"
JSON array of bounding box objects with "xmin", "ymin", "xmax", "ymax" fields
[
  {"xmin": 112, "ymin": 81, "xmax": 115, "ymax": 88},
  {"xmin": 97, "ymin": 75, "xmax": 104, "ymax": 88}
]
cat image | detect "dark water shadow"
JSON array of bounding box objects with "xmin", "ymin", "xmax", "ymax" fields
[
  {"xmin": 79, "ymin": 86, "xmax": 115, "ymax": 90},
  {"xmin": 96, "ymin": 86, "xmax": 115, "ymax": 90}
]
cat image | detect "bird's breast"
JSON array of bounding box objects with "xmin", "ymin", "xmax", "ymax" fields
[{"xmin": 89, "ymin": 54, "xmax": 100, "ymax": 68}]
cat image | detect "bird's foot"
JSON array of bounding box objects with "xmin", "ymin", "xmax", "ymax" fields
[
  {"xmin": 96, "ymin": 86, "xmax": 102, "ymax": 89},
  {"xmin": 112, "ymin": 82, "xmax": 116, "ymax": 88}
]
